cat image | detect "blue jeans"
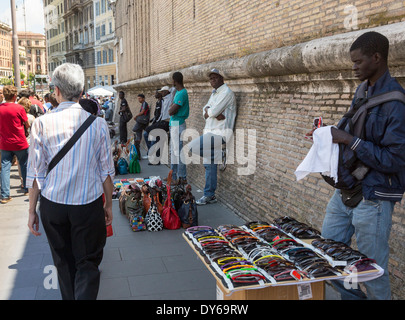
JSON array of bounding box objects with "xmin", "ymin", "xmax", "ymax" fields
[
  {"xmin": 1, "ymin": 149, "xmax": 29, "ymax": 198},
  {"xmin": 322, "ymin": 190, "xmax": 395, "ymax": 300},
  {"xmin": 143, "ymin": 130, "xmax": 155, "ymax": 151},
  {"xmin": 198, "ymin": 134, "xmax": 224, "ymax": 197},
  {"xmin": 170, "ymin": 123, "xmax": 187, "ymax": 180}
]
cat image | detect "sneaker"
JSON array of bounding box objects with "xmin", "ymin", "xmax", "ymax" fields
[
  {"xmin": 0, "ymin": 197, "xmax": 12, "ymax": 204},
  {"xmin": 196, "ymin": 195, "xmax": 217, "ymax": 206},
  {"xmin": 179, "ymin": 178, "xmax": 188, "ymax": 185}
]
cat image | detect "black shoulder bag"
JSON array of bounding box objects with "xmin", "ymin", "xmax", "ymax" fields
[{"xmin": 46, "ymin": 115, "xmax": 97, "ymax": 176}]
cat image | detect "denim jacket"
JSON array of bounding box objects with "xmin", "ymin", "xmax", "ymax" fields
[{"xmin": 347, "ymin": 71, "xmax": 405, "ymax": 202}]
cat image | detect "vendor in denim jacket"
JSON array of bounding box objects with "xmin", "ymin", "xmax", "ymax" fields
[{"xmin": 319, "ymin": 32, "xmax": 405, "ymax": 300}]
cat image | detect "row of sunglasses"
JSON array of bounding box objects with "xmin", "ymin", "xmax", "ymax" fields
[
  {"xmin": 242, "ymin": 223, "xmax": 341, "ymax": 278},
  {"xmin": 186, "ymin": 221, "xmax": 378, "ymax": 286},
  {"xmin": 186, "ymin": 224, "xmax": 341, "ymax": 285},
  {"xmin": 248, "ymin": 219, "xmax": 377, "ymax": 273},
  {"xmin": 186, "ymin": 225, "xmax": 267, "ymax": 285}
]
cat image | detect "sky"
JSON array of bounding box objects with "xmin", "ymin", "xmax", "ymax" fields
[{"xmin": 0, "ymin": 0, "xmax": 45, "ymax": 35}]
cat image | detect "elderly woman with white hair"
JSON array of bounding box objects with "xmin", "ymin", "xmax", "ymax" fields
[{"xmin": 26, "ymin": 63, "xmax": 115, "ymax": 300}]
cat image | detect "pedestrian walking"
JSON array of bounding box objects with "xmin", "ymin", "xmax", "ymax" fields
[
  {"xmin": 26, "ymin": 63, "xmax": 115, "ymax": 300},
  {"xmin": 0, "ymin": 85, "xmax": 30, "ymax": 204}
]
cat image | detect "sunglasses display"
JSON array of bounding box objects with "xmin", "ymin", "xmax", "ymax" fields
[
  {"xmin": 274, "ymin": 216, "xmax": 321, "ymax": 239},
  {"xmin": 183, "ymin": 217, "xmax": 383, "ymax": 292}
]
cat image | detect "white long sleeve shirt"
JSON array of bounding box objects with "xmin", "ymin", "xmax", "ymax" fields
[
  {"xmin": 159, "ymin": 87, "xmax": 176, "ymax": 122},
  {"xmin": 26, "ymin": 101, "xmax": 115, "ymax": 205},
  {"xmin": 203, "ymin": 83, "xmax": 237, "ymax": 141}
]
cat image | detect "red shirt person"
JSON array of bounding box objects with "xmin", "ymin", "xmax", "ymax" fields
[
  {"xmin": 0, "ymin": 85, "xmax": 30, "ymax": 203},
  {"xmin": 29, "ymin": 90, "xmax": 45, "ymax": 113}
]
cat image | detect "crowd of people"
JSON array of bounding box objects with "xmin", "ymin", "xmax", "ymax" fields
[{"xmin": 0, "ymin": 86, "xmax": 115, "ymax": 204}]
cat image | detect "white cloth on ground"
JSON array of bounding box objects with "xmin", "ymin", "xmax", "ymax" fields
[{"xmin": 295, "ymin": 126, "xmax": 339, "ymax": 183}]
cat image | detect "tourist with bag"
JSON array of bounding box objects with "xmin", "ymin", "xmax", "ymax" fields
[{"xmin": 26, "ymin": 63, "xmax": 115, "ymax": 300}]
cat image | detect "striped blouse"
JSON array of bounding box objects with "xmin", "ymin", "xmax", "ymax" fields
[{"xmin": 26, "ymin": 101, "xmax": 115, "ymax": 205}]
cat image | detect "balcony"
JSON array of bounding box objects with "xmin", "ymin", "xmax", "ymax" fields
[{"xmin": 73, "ymin": 43, "xmax": 85, "ymax": 51}]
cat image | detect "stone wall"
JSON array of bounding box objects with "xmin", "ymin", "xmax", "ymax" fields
[
  {"xmin": 114, "ymin": 0, "xmax": 405, "ymax": 83},
  {"xmin": 113, "ymin": 0, "xmax": 405, "ymax": 299}
]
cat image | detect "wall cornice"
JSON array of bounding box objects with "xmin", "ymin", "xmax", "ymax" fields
[{"xmin": 114, "ymin": 22, "xmax": 405, "ymax": 91}]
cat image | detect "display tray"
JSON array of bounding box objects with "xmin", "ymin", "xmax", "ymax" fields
[{"xmin": 182, "ymin": 221, "xmax": 384, "ymax": 296}]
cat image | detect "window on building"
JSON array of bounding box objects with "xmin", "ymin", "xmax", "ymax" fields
[
  {"xmin": 102, "ymin": 50, "xmax": 107, "ymax": 64},
  {"xmin": 108, "ymin": 48, "xmax": 114, "ymax": 63},
  {"xmin": 95, "ymin": 1, "xmax": 100, "ymax": 16},
  {"xmin": 97, "ymin": 51, "xmax": 101, "ymax": 65}
]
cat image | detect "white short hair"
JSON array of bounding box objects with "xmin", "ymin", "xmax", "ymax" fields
[{"xmin": 52, "ymin": 63, "xmax": 84, "ymax": 101}]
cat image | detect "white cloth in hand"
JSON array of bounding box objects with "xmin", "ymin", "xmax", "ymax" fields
[{"xmin": 295, "ymin": 126, "xmax": 339, "ymax": 183}]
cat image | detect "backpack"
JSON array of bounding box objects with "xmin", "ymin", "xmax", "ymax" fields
[
  {"xmin": 117, "ymin": 157, "xmax": 128, "ymax": 175},
  {"xmin": 30, "ymin": 104, "xmax": 44, "ymax": 118},
  {"xmin": 322, "ymin": 85, "xmax": 405, "ymax": 203},
  {"xmin": 122, "ymin": 107, "xmax": 133, "ymax": 123}
]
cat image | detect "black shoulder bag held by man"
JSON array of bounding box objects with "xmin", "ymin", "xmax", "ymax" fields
[{"xmin": 322, "ymin": 83, "xmax": 405, "ymax": 207}]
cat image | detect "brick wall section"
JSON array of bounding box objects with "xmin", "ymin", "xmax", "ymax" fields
[
  {"xmin": 115, "ymin": 0, "xmax": 405, "ymax": 82},
  {"xmin": 113, "ymin": 0, "xmax": 405, "ymax": 299}
]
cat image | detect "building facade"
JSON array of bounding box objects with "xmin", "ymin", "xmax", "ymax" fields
[
  {"xmin": 63, "ymin": 0, "xmax": 96, "ymax": 91},
  {"xmin": 0, "ymin": 22, "xmax": 12, "ymax": 81},
  {"xmin": 43, "ymin": 0, "xmax": 116, "ymax": 91},
  {"xmin": 112, "ymin": 0, "xmax": 405, "ymax": 299},
  {"xmin": 17, "ymin": 32, "xmax": 48, "ymax": 77},
  {"xmin": 43, "ymin": 0, "xmax": 66, "ymax": 80},
  {"xmin": 93, "ymin": 0, "xmax": 116, "ymax": 88},
  {"xmin": 18, "ymin": 45, "xmax": 27, "ymax": 85}
]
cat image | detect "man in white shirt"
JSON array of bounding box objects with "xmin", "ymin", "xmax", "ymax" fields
[{"xmin": 189, "ymin": 69, "xmax": 237, "ymax": 205}]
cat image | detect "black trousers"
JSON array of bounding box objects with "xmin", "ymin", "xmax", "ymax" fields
[
  {"xmin": 119, "ymin": 120, "xmax": 128, "ymax": 144},
  {"xmin": 40, "ymin": 196, "xmax": 106, "ymax": 300}
]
